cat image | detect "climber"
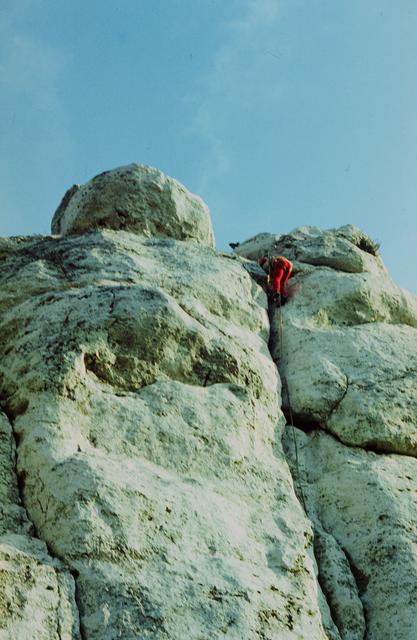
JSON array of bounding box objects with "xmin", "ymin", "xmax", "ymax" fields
[{"xmin": 258, "ymin": 255, "xmax": 293, "ymax": 303}]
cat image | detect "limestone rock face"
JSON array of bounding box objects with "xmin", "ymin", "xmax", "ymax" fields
[
  {"xmin": 51, "ymin": 164, "xmax": 215, "ymax": 248},
  {"xmin": 2, "ymin": 178, "xmax": 417, "ymax": 640},
  {"xmin": 235, "ymin": 224, "xmax": 385, "ymax": 274},
  {"xmin": 239, "ymin": 224, "xmax": 417, "ymax": 639},
  {"xmin": 0, "ymin": 229, "xmax": 331, "ymax": 639},
  {"xmin": 0, "ymin": 412, "xmax": 81, "ymax": 640},
  {"xmin": 285, "ymin": 430, "xmax": 417, "ymax": 640},
  {"xmin": 238, "ymin": 225, "xmax": 417, "ymax": 454}
]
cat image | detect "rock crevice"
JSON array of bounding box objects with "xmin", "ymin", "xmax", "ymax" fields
[
  {"xmin": 237, "ymin": 224, "xmax": 417, "ymax": 640},
  {"xmin": 0, "ymin": 408, "xmax": 82, "ymax": 639},
  {"xmin": 279, "ymin": 421, "xmax": 368, "ymax": 640}
]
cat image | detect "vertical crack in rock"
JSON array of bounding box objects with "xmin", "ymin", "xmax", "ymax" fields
[
  {"xmin": 282, "ymin": 423, "xmax": 368, "ymax": 640},
  {"xmin": 327, "ymin": 375, "xmax": 349, "ymax": 421},
  {"xmin": 265, "ymin": 303, "xmax": 310, "ymax": 512},
  {"xmin": 341, "ymin": 549, "xmax": 370, "ymax": 640},
  {"xmin": 265, "ymin": 302, "xmax": 368, "ymax": 640},
  {"xmin": 1, "ymin": 404, "xmax": 36, "ymax": 535},
  {"xmin": 314, "ymin": 548, "xmax": 345, "ymax": 640},
  {"xmin": 313, "ymin": 522, "xmax": 367, "ymax": 640},
  {"xmin": 3, "ymin": 405, "xmax": 84, "ymax": 640},
  {"xmin": 265, "ymin": 292, "xmax": 376, "ymax": 640},
  {"xmin": 264, "ymin": 303, "xmax": 341, "ymax": 637},
  {"xmin": 56, "ymin": 575, "xmax": 63, "ymax": 640},
  {"xmin": 109, "ymin": 287, "xmax": 117, "ymax": 315},
  {"xmin": 72, "ymin": 571, "xmax": 88, "ymax": 640},
  {"xmin": 283, "ymin": 445, "xmax": 345, "ymax": 638},
  {"xmin": 1, "ymin": 220, "xmax": 340, "ymax": 639},
  {"xmin": 231, "ymin": 226, "xmax": 417, "ymax": 639},
  {"xmin": 283, "ymin": 421, "xmax": 373, "ymax": 640}
]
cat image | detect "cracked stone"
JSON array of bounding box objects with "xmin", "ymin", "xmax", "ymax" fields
[
  {"xmin": 285, "ymin": 428, "xmax": 417, "ymax": 640},
  {"xmin": 0, "ymin": 412, "xmax": 81, "ymax": 639},
  {"xmin": 0, "ymin": 229, "xmax": 332, "ymax": 639},
  {"xmin": 2, "ymin": 186, "xmax": 417, "ymax": 640}
]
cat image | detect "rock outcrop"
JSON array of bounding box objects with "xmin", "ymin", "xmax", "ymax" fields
[
  {"xmin": 237, "ymin": 226, "xmax": 417, "ymax": 454},
  {"xmin": 0, "ymin": 412, "xmax": 81, "ymax": 640},
  {"xmin": 238, "ymin": 225, "xmax": 417, "ymax": 639},
  {"xmin": 1, "ymin": 166, "xmax": 416, "ymax": 639},
  {"xmin": 51, "ymin": 164, "xmax": 215, "ymax": 248}
]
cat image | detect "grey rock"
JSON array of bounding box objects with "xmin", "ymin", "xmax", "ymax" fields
[
  {"xmin": 51, "ymin": 164, "xmax": 215, "ymax": 247},
  {"xmin": 312, "ymin": 523, "xmax": 365, "ymax": 640},
  {"xmin": 3, "ymin": 175, "xmax": 417, "ymax": 639},
  {"xmin": 0, "ymin": 230, "xmax": 330, "ymax": 639},
  {"xmin": 0, "ymin": 412, "xmax": 81, "ymax": 639},
  {"xmin": 255, "ymin": 226, "xmax": 417, "ymax": 455},
  {"xmin": 235, "ymin": 224, "xmax": 385, "ymax": 274},
  {"xmin": 259, "ymin": 224, "xmax": 417, "ymax": 640},
  {"xmin": 285, "ymin": 429, "xmax": 417, "ymax": 640}
]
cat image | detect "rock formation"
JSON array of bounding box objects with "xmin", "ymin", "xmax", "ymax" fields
[
  {"xmin": 0, "ymin": 165, "xmax": 416, "ymax": 639},
  {"xmin": 51, "ymin": 164, "xmax": 215, "ymax": 247},
  {"xmin": 236, "ymin": 226, "xmax": 417, "ymax": 639}
]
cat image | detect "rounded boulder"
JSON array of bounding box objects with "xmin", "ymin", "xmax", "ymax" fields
[{"xmin": 51, "ymin": 164, "xmax": 215, "ymax": 247}]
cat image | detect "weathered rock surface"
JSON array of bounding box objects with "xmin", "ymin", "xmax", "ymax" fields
[
  {"xmin": 0, "ymin": 411, "xmax": 80, "ymax": 640},
  {"xmin": 2, "ymin": 168, "xmax": 417, "ymax": 640},
  {"xmin": 237, "ymin": 225, "xmax": 417, "ymax": 455},
  {"xmin": 234, "ymin": 224, "xmax": 385, "ymax": 274},
  {"xmin": 238, "ymin": 224, "xmax": 417, "ymax": 639},
  {"xmin": 285, "ymin": 430, "xmax": 417, "ymax": 640},
  {"xmin": 51, "ymin": 164, "xmax": 215, "ymax": 247},
  {"xmin": 0, "ymin": 223, "xmax": 332, "ymax": 637}
]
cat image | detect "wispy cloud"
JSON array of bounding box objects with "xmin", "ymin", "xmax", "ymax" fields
[
  {"xmin": 0, "ymin": 4, "xmax": 73, "ymax": 235},
  {"xmin": 186, "ymin": 0, "xmax": 284, "ymax": 191}
]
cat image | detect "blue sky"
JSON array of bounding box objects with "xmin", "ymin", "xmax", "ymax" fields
[{"xmin": 1, "ymin": 0, "xmax": 416, "ymax": 292}]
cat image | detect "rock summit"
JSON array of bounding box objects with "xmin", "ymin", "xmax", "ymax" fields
[{"xmin": 51, "ymin": 163, "xmax": 215, "ymax": 247}]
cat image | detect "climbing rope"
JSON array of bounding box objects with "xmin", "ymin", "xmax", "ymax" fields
[
  {"xmin": 261, "ymin": 251, "xmax": 308, "ymax": 513},
  {"xmin": 275, "ymin": 293, "xmax": 308, "ymax": 514}
]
